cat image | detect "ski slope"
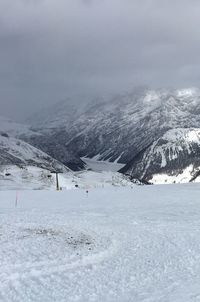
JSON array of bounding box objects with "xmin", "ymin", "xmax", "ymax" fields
[
  {"xmin": 0, "ymin": 165, "xmax": 134, "ymax": 190},
  {"xmin": 1, "ymin": 184, "xmax": 200, "ymax": 301}
]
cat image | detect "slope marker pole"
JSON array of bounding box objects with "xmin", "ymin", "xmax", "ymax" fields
[{"xmin": 15, "ymin": 191, "xmax": 18, "ymax": 207}]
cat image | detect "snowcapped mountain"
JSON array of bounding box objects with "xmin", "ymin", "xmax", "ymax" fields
[
  {"xmin": 20, "ymin": 132, "xmax": 86, "ymax": 171},
  {"xmin": 58, "ymin": 88, "xmax": 200, "ymax": 163},
  {"xmin": 3, "ymin": 87, "xmax": 200, "ymax": 183},
  {"xmin": 0, "ymin": 114, "xmax": 85, "ymax": 170},
  {"xmin": 13, "ymin": 101, "xmax": 86, "ymax": 170},
  {"xmin": 0, "ymin": 131, "xmax": 135, "ymax": 190},
  {"xmin": 23, "ymin": 86, "xmax": 200, "ymax": 182},
  {"xmin": 0, "ymin": 133, "xmax": 69, "ymax": 172},
  {"xmin": 121, "ymin": 128, "xmax": 200, "ymax": 183},
  {"xmin": 34, "ymin": 87, "xmax": 200, "ymax": 162},
  {"xmin": 0, "ymin": 113, "xmax": 85, "ymax": 171},
  {"xmin": 27, "ymin": 97, "xmax": 95, "ymax": 134}
]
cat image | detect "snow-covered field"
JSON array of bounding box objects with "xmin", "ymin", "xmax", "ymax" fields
[
  {"xmin": 0, "ymin": 165, "xmax": 134, "ymax": 190},
  {"xmin": 1, "ymin": 184, "xmax": 200, "ymax": 301},
  {"xmin": 82, "ymin": 157, "xmax": 125, "ymax": 172}
]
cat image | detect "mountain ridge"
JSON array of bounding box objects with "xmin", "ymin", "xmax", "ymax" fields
[
  {"xmin": 3, "ymin": 87, "xmax": 200, "ymax": 183},
  {"xmin": 0, "ymin": 133, "xmax": 70, "ymax": 173}
]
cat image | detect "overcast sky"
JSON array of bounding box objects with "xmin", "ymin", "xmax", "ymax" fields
[{"xmin": 1, "ymin": 0, "xmax": 200, "ymax": 119}]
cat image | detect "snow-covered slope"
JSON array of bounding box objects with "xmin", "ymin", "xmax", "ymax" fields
[
  {"xmin": 0, "ymin": 113, "xmax": 85, "ymax": 171},
  {"xmin": 21, "ymin": 132, "xmax": 86, "ymax": 171},
  {"xmin": 0, "ymin": 134, "xmax": 136, "ymax": 190},
  {"xmin": 6, "ymin": 87, "xmax": 200, "ymax": 179},
  {"xmin": 0, "ymin": 133, "xmax": 70, "ymax": 172},
  {"xmin": 0, "ymin": 166, "xmax": 63, "ymax": 190},
  {"xmin": 0, "ymin": 165, "xmax": 135, "ymax": 190},
  {"xmin": 28, "ymin": 87, "xmax": 200, "ymax": 165},
  {"xmin": 74, "ymin": 170, "xmax": 139, "ymax": 188},
  {"xmin": 2, "ymin": 184, "xmax": 200, "ymax": 301},
  {"xmin": 121, "ymin": 128, "xmax": 200, "ymax": 183},
  {"xmin": 0, "ymin": 114, "xmax": 85, "ymax": 171},
  {"xmin": 60, "ymin": 88, "xmax": 200, "ymax": 163}
]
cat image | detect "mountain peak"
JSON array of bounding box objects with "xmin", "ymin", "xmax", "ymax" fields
[{"xmin": 175, "ymin": 87, "xmax": 199, "ymax": 98}]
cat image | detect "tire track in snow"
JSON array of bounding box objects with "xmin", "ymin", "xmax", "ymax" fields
[{"xmin": 0, "ymin": 235, "xmax": 118, "ymax": 297}]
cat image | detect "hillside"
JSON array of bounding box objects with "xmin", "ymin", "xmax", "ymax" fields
[
  {"xmin": 0, "ymin": 133, "xmax": 69, "ymax": 172},
  {"xmin": 25, "ymin": 87, "xmax": 200, "ymax": 182},
  {"xmin": 121, "ymin": 128, "xmax": 200, "ymax": 184},
  {"xmin": 4, "ymin": 87, "xmax": 200, "ymax": 182},
  {"xmin": 27, "ymin": 88, "xmax": 200, "ymax": 163}
]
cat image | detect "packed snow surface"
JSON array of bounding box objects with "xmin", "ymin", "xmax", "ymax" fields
[
  {"xmin": 1, "ymin": 184, "xmax": 200, "ymax": 301},
  {"xmin": 0, "ymin": 165, "xmax": 134, "ymax": 190}
]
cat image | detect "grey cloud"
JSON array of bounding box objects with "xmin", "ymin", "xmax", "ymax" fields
[{"xmin": 0, "ymin": 0, "xmax": 200, "ymax": 118}]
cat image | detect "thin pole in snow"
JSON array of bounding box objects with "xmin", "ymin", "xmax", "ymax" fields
[
  {"xmin": 51, "ymin": 170, "xmax": 62, "ymax": 191},
  {"xmin": 15, "ymin": 191, "xmax": 18, "ymax": 207},
  {"xmin": 55, "ymin": 172, "xmax": 59, "ymax": 191}
]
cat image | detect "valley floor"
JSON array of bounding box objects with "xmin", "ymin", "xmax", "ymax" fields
[{"xmin": 1, "ymin": 184, "xmax": 200, "ymax": 301}]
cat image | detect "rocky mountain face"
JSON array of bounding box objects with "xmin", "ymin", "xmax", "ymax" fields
[
  {"xmin": 4, "ymin": 87, "xmax": 200, "ymax": 183},
  {"xmin": 19, "ymin": 101, "xmax": 86, "ymax": 171},
  {"xmin": 0, "ymin": 133, "xmax": 69, "ymax": 173},
  {"xmin": 26, "ymin": 87, "xmax": 200, "ymax": 180},
  {"xmin": 120, "ymin": 128, "xmax": 200, "ymax": 183},
  {"xmin": 45, "ymin": 87, "xmax": 200, "ymax": 164},
  {"xmin": 22, "ymin": 133, "xmax": 86, "ymax": 171}
]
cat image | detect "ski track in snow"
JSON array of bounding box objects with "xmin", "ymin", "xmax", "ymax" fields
[{"xmin": 1, "ymin": 185, "xmax": 200, "ymax": 301}]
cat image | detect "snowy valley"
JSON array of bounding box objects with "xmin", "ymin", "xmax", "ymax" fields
[
  {"xmin": 2, "ymin": 0, "xmax": 200, "ymax": 300},
  {"xmin": 2, "ymin": 86, "xmax": 200, "ymax": 185},
  {"xmin": 1, "ymin": 89, "xmax": 200, "ymax": 302}
]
